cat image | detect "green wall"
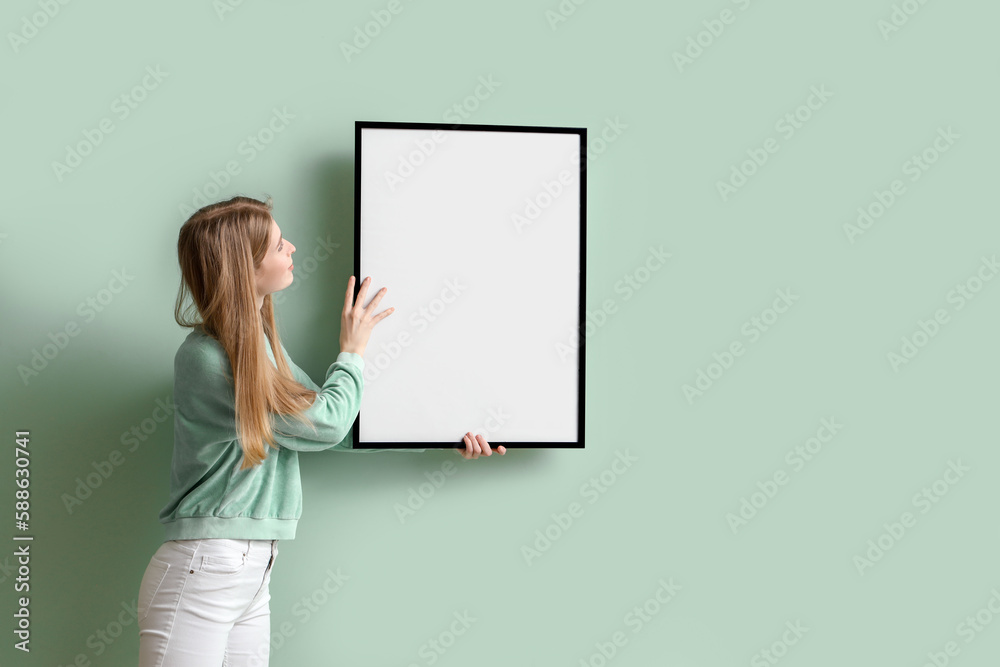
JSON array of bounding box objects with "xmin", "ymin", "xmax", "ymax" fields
[{"xmin": 3, "ymin": 0, "xmax": 999, "ymax": 665}]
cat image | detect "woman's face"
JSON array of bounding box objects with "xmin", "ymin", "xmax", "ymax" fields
[{"xmin": 255, "ymin": 217, "xmax": 296, "ymax": 302}]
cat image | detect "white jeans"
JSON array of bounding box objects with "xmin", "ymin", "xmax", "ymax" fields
[{"xmin": 137, "ymin": 538, "xmax": 279, "ymax": 666}]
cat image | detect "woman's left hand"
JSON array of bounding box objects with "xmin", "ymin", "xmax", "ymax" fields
[{"xmin": 456, "ymin": 432, "xmax": 506, "ymax": 459}]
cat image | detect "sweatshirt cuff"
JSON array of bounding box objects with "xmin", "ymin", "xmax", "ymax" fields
[{"xmin": 336, "ymin": 351, "xmax": 365, "ymax": 370}]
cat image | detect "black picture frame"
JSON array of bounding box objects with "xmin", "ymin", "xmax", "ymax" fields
[{"xmin": 352, "ymin": 120, "xmax": 586, "ymax": 449}]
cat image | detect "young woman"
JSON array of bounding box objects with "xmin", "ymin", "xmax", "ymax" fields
[{"xmin": 137, "ymin": 195, "xmax": 504, "ymax": 666}]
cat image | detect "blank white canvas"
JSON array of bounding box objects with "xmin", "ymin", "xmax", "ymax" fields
[{"xmin": 356, "ymin": 125, "xmax": 582, "ymax": 446}]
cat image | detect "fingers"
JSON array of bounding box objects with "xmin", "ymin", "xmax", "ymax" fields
[
  {"xmin": 344, "ymin": 275, "xmax": 356, "ymax": 312},
  {"xmin": 354, "ymin": 276, "xmax": 372, "ymax": 312},
  {"xmin": 364, "ymin": 287, "xmax": 388, "ymax": 316},
  {"xmin": 356, "ymin": 278, "xmax": 390, "ymax": 318},
  {"xmin": 476, "ymin": 435, "xmax": 507, "ymax": 456},
  {"xmin": 462, "ymin": 433, "xmax": 479, "ymax": 459},
  {"xmin": 458, "ymin": 433, "xmax": 506, "ymax": 458}
]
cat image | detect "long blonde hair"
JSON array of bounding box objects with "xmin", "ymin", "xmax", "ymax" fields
[{"xmin": 174, "ymin": 195, "xmax": 317, "ymax": 470}]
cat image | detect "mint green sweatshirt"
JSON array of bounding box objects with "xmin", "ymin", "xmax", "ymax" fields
[{"xmin": 158, "ymin": 326, "xmax": 423, "ymax": 541}]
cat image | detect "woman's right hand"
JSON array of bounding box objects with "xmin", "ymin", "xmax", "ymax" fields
[{"xmin": 340, "ymin": 276, "xmax": 394, "ymax": 358}]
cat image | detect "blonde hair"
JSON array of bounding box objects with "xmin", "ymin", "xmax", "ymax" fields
[{"xmin": 174, "ymin": 195, "xmax": 316, "ymax": 470}]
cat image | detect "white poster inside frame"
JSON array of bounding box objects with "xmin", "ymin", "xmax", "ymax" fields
[{"xmin": 353, "ymin": 120, "xmax": 586, "ymax": 449}]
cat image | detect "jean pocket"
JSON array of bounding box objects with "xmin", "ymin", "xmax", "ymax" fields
[
  {"xmin": 138, "ymin": 556, "xmax": 171, "ymax": 622},
  {"xmin": 198, "ymin": 552, "xmax": 247, "ymax": 576},
  {"xmin": 168, "ymin": 539, "xmax": 199, "ymax": 556}
]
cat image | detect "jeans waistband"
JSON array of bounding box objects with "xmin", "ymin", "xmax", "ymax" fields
[{"xmin": 171, "ymin": 538, "xmax": 277, "ymax": 557}]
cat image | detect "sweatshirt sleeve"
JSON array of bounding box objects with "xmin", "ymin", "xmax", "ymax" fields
[
  {"xmin": 278, "ymin": 343, "xmax": 426, "ymax": 454},
  {"xmin": 267, "ymin": 351, "xmax": 368, "ymax": 452}
]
